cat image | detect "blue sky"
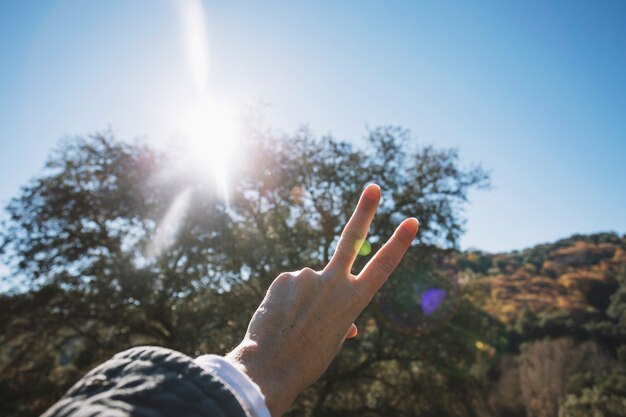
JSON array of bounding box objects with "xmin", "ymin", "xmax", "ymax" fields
[{"xmin": 0, "ymin": 0, "xmax": 624, "ymax": 253}]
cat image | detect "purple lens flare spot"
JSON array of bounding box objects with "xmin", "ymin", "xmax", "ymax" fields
[
  {"xmin": 375, "ymin": 270, "xmax": 461, "ymax": 334},
  {"xmin": 421, "ymin": 288, "xmax": 447, "ymax": 316}
]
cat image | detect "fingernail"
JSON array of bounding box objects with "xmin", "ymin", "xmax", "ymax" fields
[
  {"xmin": 404, "ymin": 217, "xmax": 419, "ymax": 234},
  {"xmin": 363, "ymin": 183, "xmax": 381, "ymax": 199}
]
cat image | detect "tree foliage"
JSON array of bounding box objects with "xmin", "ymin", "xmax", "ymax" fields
[{"xmin": 0, "ymin": 127, "xmax": 490, "ymax": 416}]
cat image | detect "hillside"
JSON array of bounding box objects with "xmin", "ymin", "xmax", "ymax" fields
[
  {"xmin": 452, "ymin": 233, "xmax": 626, "ymax": 417},
  {"xmin": 455, "ymin": 233, "xmax": 626, "ymax": 324}
]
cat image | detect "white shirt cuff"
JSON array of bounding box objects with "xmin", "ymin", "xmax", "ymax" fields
[{"xmin": 195, "ymin": 354, "xmax": 271, "ymax": 417}]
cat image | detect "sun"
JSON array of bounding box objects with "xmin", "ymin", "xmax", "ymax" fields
[
  {"xmin": 178, "ymin": 93, "xmax": 240, "ymax": 200},
  {"xmin": 171, "ymin": 0, "xmax": 240, "ymax": 201}
]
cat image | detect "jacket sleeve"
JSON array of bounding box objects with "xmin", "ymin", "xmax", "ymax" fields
[{"xmin": 42, "ymin": 346, "xmax": 250, "ymax": 417}]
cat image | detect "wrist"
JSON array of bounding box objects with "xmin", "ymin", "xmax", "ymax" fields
[{"xmin": 226, "ymin": 340, "xmax": 297, "ymax": 417}]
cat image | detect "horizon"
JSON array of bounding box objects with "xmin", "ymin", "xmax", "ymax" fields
[{"xmin": 1, "ymin": 0, "xmax": 625, "ymax": 253}]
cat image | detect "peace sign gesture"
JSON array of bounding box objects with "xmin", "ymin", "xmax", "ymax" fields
[{"xmin": 227, "ymin": 184, "xmax": 419, "ymax": 417}]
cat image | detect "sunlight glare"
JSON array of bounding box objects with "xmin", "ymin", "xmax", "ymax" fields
[
  {"xmin": 147, "ymin": 187, "xmax": 192, "ymax": 258},
  {"xmin": 148, "ymin": 1, "xmax": 238, "ymax": 258},
  {"xmin": 173, "ymin": 0, "xmax": 210, "ymax": 92},
  {"xmin": 179, "ymin": 94, "xmax": 239, "ymax": 200},
  {"xmin": 172, "ymin": 0, "xmax": 240, "ymax": 201}
]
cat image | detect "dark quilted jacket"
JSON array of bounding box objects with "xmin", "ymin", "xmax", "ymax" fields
[{"xmin": 42, "ymin": 346, "xmax": 249, "ymax": 417}]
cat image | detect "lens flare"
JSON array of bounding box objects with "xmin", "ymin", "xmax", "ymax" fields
[
  {"xmin": 375, "ymin": 268, "xmax": 460, "ymax": 334},
  {"xmin": 172, "ymin": 0, "xmax": 240, "ymax": 201},
  {"xmin": 147, "ymin": 187, "xmax": 192, "ymax": 258},
  {"xmin": 290, "ymin": 186, "xmax": 305, "ymax": 204},
  {"xmin": 421, "ymin": 288, "xmax": 448, "ymax": 316},
  {"xmin": 149, "ymin": 2, "xmax": 240, "ymax": 259},
  {"xmin": 173, "ymin": 0, "xmax": 210, "ymax": 92},
  {"xmin": 357, "ymin": 239, "xmax": 372, "ymax": 256}
]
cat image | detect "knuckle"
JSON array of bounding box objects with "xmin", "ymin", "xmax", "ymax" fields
[
  {"xmin": 340, "ymin": 229, "xmax": 363, "ymax": 249},
  {"xmin": 273, "ymin": 272, "xmax": 295, "ymax": 286},
  {"xmin": 299, "ymin": 267, "xmax": 317, "ymax": 276},
  {"xmin": 343, "ymin": 229, "xmax": 362, "ymax": 244},
  {"xmin": 376, "ymin": 252, "xmax": 396, "ymax": 275}
]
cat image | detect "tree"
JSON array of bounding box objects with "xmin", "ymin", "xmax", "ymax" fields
[{"xmin": 0, "ymin": 126, "xmax": 489, "ymax": 416}]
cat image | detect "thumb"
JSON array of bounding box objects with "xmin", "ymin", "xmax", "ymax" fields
[{"xmin": 345, "ymin": 323, "xmax": 358, "ymax": 339}]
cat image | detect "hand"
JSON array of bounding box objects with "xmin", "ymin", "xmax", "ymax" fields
[{"xmin": 226, "ymin": 184, "xmax": 419, "ymax": 416}]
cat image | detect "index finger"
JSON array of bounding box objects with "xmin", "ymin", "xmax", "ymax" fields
[{"xmin": 325, "ymin": 184, "xmax": 381, "ymax": 273}]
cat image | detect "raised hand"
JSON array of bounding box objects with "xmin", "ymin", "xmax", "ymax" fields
[{"xmin": 227, "ymin": 184, "xmax": 419, "ymax": 417}]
